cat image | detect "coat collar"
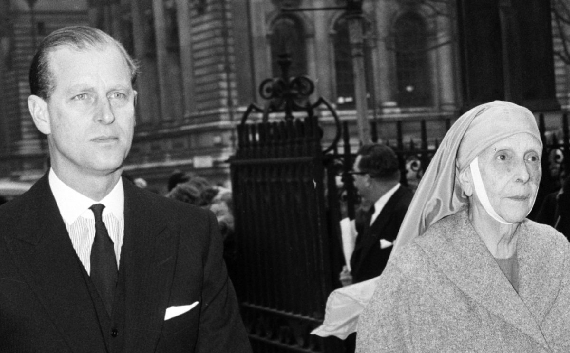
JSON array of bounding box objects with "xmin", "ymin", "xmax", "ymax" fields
[
  {"xmin": 6, "ymin": 174, "xmax": 109, "ymax": 352},
  {"xmin": 416, "ymin": 210, "xmax": 558, "ymax": 350},
  {"xmin": 353, "ymin": 186, "xmax": 407, "ymax": 253}
]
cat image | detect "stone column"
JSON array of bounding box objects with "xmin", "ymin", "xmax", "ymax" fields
[
  {"xmin": 436, "ymin": 4, "xmax": 457, "ymax": 111},
  {"xmin": 131, "ymin": 0, "xmax": 161, "ymax": 124},
  {"xmin": 312, "ymin": 0, "xmax": 332, "ymax": 100},
  {"xmin": 110, "ymin": 0, "xmax": 122, "ymax": 39},
  {"xmin": 152, "ymin": 0, "xmax": 172, "ymax": 121},
  {"xmin": 348, "ymin": 10, "xmax": 371, "ymax": 143},
  {"xmin": 373, "ymin": 0, "xmax": 395, "ymax": 110},
  {"xmin": 250, "ymin": 0, "xmax": 269, "ymax": 103},
  {"xmin": 175, "ymin": 0, "xmax": 196, "ymax": 115}
]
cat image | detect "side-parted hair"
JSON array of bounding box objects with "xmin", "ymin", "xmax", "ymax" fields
[
  {"xmin": 356, "ymin": 143, "xmax": 400, "ymax": 180},
  {"xmin": 29, "ymin": 26, "xmax": 139, "ymax": 100}
]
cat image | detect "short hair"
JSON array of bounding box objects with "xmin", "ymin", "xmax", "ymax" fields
[
  {"xmin": 356, "ymin": 143, "xmax": 400, "ymax": 180},
  {"xmin": 29, "ymin": 26, "xmax": 139, "ymax": 100},
  {"xmin": 167, "ymin": 170, "xmax": 191, "ymax": 192}
]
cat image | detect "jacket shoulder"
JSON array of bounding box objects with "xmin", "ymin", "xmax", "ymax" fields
[{"xmin": 126, "ymin": 184, "xmax": 212, "ymax": 224}]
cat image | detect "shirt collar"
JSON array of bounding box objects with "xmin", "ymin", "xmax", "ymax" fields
[
  {"xmin": 48, "ymin": 168, "xmax": 124, "ymax": 224},
  {"xmin": 371, "ymin": 183, "xmax": 401, "ymax": 222}
]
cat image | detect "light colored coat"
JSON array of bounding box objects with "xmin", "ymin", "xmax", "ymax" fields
[{"xmin": 356, "ymin": 210, "xmax": 570, "ymax": 353}]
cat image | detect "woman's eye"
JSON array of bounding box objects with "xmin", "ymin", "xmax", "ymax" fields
[
  {"xmin": 527, "ymin": 154, "xmax": 540, "ymax": 163},
  {"xmin": 497, "ymin": 154, "xmax": 507, "ymax": 161}
]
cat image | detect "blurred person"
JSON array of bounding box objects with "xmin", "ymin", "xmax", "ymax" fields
[
  {"xmin": 0, "ymin": 26, "xmax": 250, "ymax": 352},
  {"xmin": 348, "ymin": 144, "xmax": 413, "ymax": 285},
  {"xmin": 166, "ymin": 182, "xmax": 202, "ymax": 205},
  {"xmin": 210, "ymin": 189, "xmax": 234, "ymax": 240},
  {"xmin": 356, "ymin": 101, "xmax": 570, "ymax": 352},
  {"xmin": 209, "ymin": 190, "xmax": 238, "ymax": 283},
  {"xmin": 536, "ymin": 174, "xmax": 570, "ymax": 239},
  {"xmin": 167, "ymin": 169, "xmax": 190, "ymax": 192}
]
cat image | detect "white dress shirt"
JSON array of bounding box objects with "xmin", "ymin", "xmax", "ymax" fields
[
  {"xmin": 370, "ymin": 183, "xmax": 401, "ymax": 225},
  {"xmin": 48, "ymin": 169, "xmax": 124, "ymax": 274}
]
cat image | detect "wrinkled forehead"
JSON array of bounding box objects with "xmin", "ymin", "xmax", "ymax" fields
[
  {"xmin": 46, "ymin": 44, "xmax": 131, "ymax": 89},
  {"xmin": 457, "ymin": 102, "xmax": 541, "ymax": 171},
  {"xmin": 47, "ymin": 43, "xmax": 128, "ymax": 75},
  {"xmin": 479, "ymin": 132, "xmax": 542, "ymax": 157}
]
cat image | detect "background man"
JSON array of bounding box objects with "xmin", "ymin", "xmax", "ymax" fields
[
  {"xmin": 349, "ymin": 144, "xmax": 414, "ymax": 284},
  {"xmin": 0, "ymin": 26, "xmax": 251, "ymax": 352}
]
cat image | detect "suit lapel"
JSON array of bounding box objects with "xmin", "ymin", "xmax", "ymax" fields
[
  {"xmin": 121, "ymin": 182, "xmax": 180, "ymax": 353},
  {"xmin": 420, "ymin": 211, "xmax": 550, "ymax": 350},
  {"xmin": 353, "ymin": 187, "xmax": 403, "ymax": 254},
  {"xmin": 5, "ymin": 175, "xmax": 108, "ymax": 352}
]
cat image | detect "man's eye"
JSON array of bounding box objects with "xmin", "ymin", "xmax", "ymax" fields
[
  {"xmin": 497, "ymin": 154, "xmax": 507, "ymax": 161},
  {"xmin": 72, "ymin": 93, "xmax": 88, "ymax": 101},
  {"xmin": 527, "ymin": 154, "xmax": 540, "ymax": 163},
  {"xmin": 109, "ymin": 92, "xmax": 127, "ymax": 99}
]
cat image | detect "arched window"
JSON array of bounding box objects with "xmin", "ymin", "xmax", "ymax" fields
[
  {"xmin": 393, "ymin": 12, "xmax": 431, "ymax": 107},
  {"xmin": 333, "ymin": 17, "xmax": 373, "ymax": 109},
  {"xmin": 270, "ymin": 16, "xmax": 307, "ymax": 78}
]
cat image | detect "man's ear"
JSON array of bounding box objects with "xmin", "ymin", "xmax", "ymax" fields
[
  {"xmin": 363, "ymin": 173, "xmax": 372, "ymax": 187},
  {"xmin": 28, "ymin": 95, "xmax": 51, "ymax": 135},
  {"xmin": 133, "ymin": 90, "xmax": 138, "ymax": 126},
  {"xmin": 458, "ymin": 167, "xmax": 473, "ymax": 197}
]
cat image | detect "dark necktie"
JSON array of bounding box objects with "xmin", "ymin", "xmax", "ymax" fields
[
  {"xmin": 365, "ymin": 204, "xmax": 376, "ymax": 234},
  {"xmin": 90, "ymin": 204, "xmax": 118, "ymax": 316}
]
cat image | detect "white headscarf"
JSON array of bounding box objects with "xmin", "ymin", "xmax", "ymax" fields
[{"xmin": 392, "ymin": 101, "xmax": 542, "ymax": 255}]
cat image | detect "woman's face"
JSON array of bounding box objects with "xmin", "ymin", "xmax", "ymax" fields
[{"xmin": 476, "ymin": 133, "xmax": 542, "ymax": 222}]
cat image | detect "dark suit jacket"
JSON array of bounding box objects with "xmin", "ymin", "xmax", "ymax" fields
[
  {"xmin": 350, "ymin": 185, "xmax": 413, "ymax": 284},
  {"xmin": 535, "ymin": 191, "xmax": 570, "ymax": 240},
  {"xmin": 0, "ymin": 175, "xmax": 252, "ymax": 353}
]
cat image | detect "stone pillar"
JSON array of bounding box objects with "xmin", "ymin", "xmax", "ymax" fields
[
  {"xmin": 373, "ymin": 0, "xmax": 395, "ymax": 110},
  {"xmin": 312, "ymin": 0, "xmax": 332, "ymax": 100},
  {"xmin": 175, "ymin": 0, "xmax": 196, "ymax": 115},
  {"xmin": 348, "ymin": 11, "xmax": 371, "ymax": 143},
  {"xmin": 250, "ymin": 0, "xmax": 269, "ymax": 103},
  {"xmin": 131, "ymin": 0, "xmax": 161, "ymax": 124},
  {"xmin": 110, "ymin": 0, "xmax": 122, "ymax": 39},
  {"xmin": 436, "ymin": 3, "xmax": 457, "ymax": 111},
  {"xmin": 152, "ymin": 0, "xmax": 172, "ymax": 121}
]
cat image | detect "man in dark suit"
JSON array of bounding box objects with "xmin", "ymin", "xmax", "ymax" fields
[
  {"xmin": 0, "ymin": 26, "xmax": 251, "ymax": 353},
  {"xmin": 349, "ymin": 144, "xmax": 413, "ymax": 284}
]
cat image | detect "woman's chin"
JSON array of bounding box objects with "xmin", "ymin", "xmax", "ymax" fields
[{"xmin": 497, "ymin": 211, "xmax": 528, "ymax": 224}]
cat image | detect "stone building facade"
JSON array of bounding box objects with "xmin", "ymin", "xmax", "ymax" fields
[{"xmin": 0, "ymin": 0, "xmax": 567, "ymax": 191}]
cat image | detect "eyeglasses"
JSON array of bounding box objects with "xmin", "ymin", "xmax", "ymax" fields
[{"xmin": 346, "ymin": 171, "xmax": 368, "ymax": 176}]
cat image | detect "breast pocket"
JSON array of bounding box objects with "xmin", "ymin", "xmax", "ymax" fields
[{"xmin": 162, "ymin": 302, "xmax": 200, "ymax": 335}]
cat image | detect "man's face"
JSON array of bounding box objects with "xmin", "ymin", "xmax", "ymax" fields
[
  {"xmin": 352, "ymin": 155, "xmax": 370, "ymax": 200},
  {"xmin": 38, "ymin": 45, "xmax": 136, "ymax": 179}
]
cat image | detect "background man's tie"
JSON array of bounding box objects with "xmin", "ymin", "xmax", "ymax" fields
[{"xmin": 90, "ymin": 204, "xmax": 118, "ymax": 316}]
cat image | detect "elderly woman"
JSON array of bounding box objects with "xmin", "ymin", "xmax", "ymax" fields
[{"xmin": 356, "ymin": 101, "xmax": 570, "ymax": 352}]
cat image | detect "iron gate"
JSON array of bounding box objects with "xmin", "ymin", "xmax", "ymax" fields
[{"xmin": 230, "ymin": 56, "xmax": 344, "ymax": 353}]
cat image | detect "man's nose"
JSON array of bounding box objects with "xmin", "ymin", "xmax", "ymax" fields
[{"xmin": 96, "ymin": 97, "xmax": 116, "ymax": 124}]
